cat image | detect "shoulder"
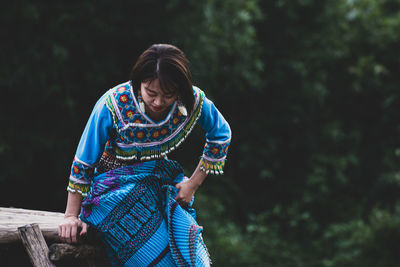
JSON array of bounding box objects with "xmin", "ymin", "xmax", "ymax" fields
[
  {"xmin": 104, "ymin": 81, "xmax": 135, "ymax": 108},
  {"xmin": 104, "ymin": 81, "xmax": 143, "ymax": 130},
  {"xmin": 192, "ymin": 85, "xmax": 206, "ymax": 107},
  {"xmin": 108, "ymin": 81, "xmax": 133, "ymax": 99},
  {"xmin": 193, "ymin": 85, "xmax": 204, "ymax": 98}
]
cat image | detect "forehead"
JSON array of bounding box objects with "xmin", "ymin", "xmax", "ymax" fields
[
  {"xmin": 142, "ymin": 79, "xmax": 161, "ymax": 90},
  {"xmin": 142, "ymin": 78, "xmax": 176, "ymax": 95}
]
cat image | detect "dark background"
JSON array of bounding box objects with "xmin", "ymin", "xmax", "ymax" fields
[{"xmin": 1, "ymin": 0, "xmax": 400, "ymax": 266}]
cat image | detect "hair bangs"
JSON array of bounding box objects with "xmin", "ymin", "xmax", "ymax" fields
[{"xmin": 157, "ymin": 74, "xmax": 178, "ymax": 96}]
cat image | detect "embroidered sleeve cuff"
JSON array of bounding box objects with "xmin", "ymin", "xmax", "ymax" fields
[
  {"xmin": 200, "ymin": 140, "xmax": 230, "ymax": 175},
  {"xmin": 67, "ymin": 157, "xmax": 94, "ymax": 196},
  {"xmin": 67, "ymin": 181, "xmax": 90, "ymax": 196}
]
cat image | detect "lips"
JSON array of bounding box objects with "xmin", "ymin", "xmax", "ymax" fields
[{"xmin": 151, "ymin": 106, "xmax": 163, "ymax": 112}]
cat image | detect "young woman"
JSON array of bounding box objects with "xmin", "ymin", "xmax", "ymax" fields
[{"xmin": 58, "ymin": 44, "xmax": 231, "ymax": 266}]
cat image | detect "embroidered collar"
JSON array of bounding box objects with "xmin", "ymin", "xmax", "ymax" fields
[{"xmin": 105, "ymin": 81, "xmax": 204, "ymax": 160}]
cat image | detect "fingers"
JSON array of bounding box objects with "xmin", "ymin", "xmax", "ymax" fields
[
  {"xmin": 58, "ymin": 225, "xmax": 65, "ymax": 242},
  {"xmin": 70, "ymin": 223, "xmax": 77, "ymax": 243},
  {"xmin": 174, "ymin": 182, "xmax": 192, "ymax": 206},
  {"xmin": 58, "ymin": 217, "xmax": 86, "ymax": 244},
  {"xmin": 65, "ymin": 225, "xmax": 72, "ymax": 243},
  {"xmin": 58, "ymin": 225, "xmax": 69, "ymax": 243},
  {"xmin": 80, "ymin": 222, "xmax": 88, "ymax": 236},
  {"xmin": 175, "ymin": 192, "xmax": 190, "ymax": 206},
  {"xmin": 174, "ymin": 183, "xmax": 182, "ymax": 201}
]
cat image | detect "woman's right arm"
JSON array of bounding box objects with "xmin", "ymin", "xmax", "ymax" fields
[
  {"xmin": 58, "ymin": 192, "xmax": 88, "ymax": 243},
  {"xmin": 59, "ymin": 89, "xmax": 115, "ymax": 243}
]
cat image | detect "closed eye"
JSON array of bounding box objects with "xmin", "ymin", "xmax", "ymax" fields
[{"xmin": 145, "ymin": 88, "xmax": 157, "ymax": 96}]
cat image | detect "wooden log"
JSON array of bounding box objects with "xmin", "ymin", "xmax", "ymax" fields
[
  {"xmin": 1, "ymin": 207, "xmax": 109, "ymax": 266},
  {"xmin": 18, "ymin": 223, "xmax": 55, "ymax": 267},
  {"xmin": 48, "ymin": 243, "xmax": 103, "ymax": 260},
  {"xmin": 0, "ymin": 207, "xmax": 64, "ymax": 243}
]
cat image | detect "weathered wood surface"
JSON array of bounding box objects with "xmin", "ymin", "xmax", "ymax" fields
[
  {"xmin": 18, "ymin": 223, "xmax": 55, "ymax": 267},
  {"xmin": 0, "ymin": 207, "xmax": 64, "ymax": 243},
  {"xmin": 1, "ymin": 207, "xmax": 109, "ymax": 266},
  {"xmin": 48, "ymin": 241, "xmax": 111, "ymax": 267},
  {"xmin": 48, "ymin": 243, "xmax": 103, "ymax": 261}
]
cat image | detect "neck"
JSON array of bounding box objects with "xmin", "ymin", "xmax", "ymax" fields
[{"xmin": 145, "ymin": 108, "xmax": 169, "ymax": 122}]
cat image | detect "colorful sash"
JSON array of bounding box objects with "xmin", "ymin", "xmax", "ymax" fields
[{"xmin": 79, "ymin": 159, "xmax": 211, "ymax": 266}]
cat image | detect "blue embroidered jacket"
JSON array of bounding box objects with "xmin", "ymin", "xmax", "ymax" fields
[{"xmin": 68, "ymin": 81, "xmax": 231, "ymax": 195}]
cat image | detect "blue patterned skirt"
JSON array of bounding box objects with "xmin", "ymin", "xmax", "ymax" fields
[{"xmin": 79, "ymin": 159, "xmax": 211, "ymax": 266}]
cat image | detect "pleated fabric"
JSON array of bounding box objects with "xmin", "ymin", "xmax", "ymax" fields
[{"xmin": 79, "ymin": 159, "xmax": 211, "ymax": 266}]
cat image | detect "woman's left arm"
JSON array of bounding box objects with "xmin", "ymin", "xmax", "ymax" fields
[{"xmin": 175, "ymin": 88, "xmax": 232, "ymax": 205}]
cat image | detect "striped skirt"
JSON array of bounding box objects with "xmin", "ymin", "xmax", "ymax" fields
[{"xmin": 79, "ymin": 159, "xmax": 211, "ymax": 266}]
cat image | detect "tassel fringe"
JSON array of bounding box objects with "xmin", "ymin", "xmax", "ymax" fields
[{"xmin": 199, "ymin": 157, "xmax": 225, "ymax": 175}]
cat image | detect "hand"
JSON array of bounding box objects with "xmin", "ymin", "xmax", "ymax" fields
[
  {"xmin": 58, "ymin": 216, "xmax": 88, "ymax": 243},
  {"xmin": 174, "ymin": 177, "xmax": 197, "ymax": 206}
]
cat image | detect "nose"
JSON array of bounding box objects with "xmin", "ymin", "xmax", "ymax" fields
[{"xmin": 153, "ymin": 96, "xmax": 163, "ymax": 106}]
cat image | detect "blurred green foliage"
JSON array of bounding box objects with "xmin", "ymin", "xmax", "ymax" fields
[{"xmin": 1, "ymin": 0, "xmax": 399, "ymax": 266}]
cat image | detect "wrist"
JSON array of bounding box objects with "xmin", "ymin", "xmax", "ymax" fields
[
  {"xmin": 64, "ymin": 214, "xmax": 79, "ymax": 219},
  {"xmin": 188, "ymin": 178, "xmax": 202, "ymax": 190}
]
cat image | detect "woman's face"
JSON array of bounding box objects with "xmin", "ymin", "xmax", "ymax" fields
[{"xmin": 140, "ymin": 79, "xmax": 177, "ymax": 118}]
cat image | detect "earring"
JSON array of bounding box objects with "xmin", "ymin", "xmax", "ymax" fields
[
  {"xmin": 138, "ymin": 93, "xmax": 145, "ymax": 112},
  {"xmin": 178, "ymin": 99, "xmax": 187, "ymax": 116}
]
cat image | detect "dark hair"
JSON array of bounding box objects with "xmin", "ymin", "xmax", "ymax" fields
[{"xmin": 130, "ymin": 44, "xmax": 195, "ymax": 115}]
